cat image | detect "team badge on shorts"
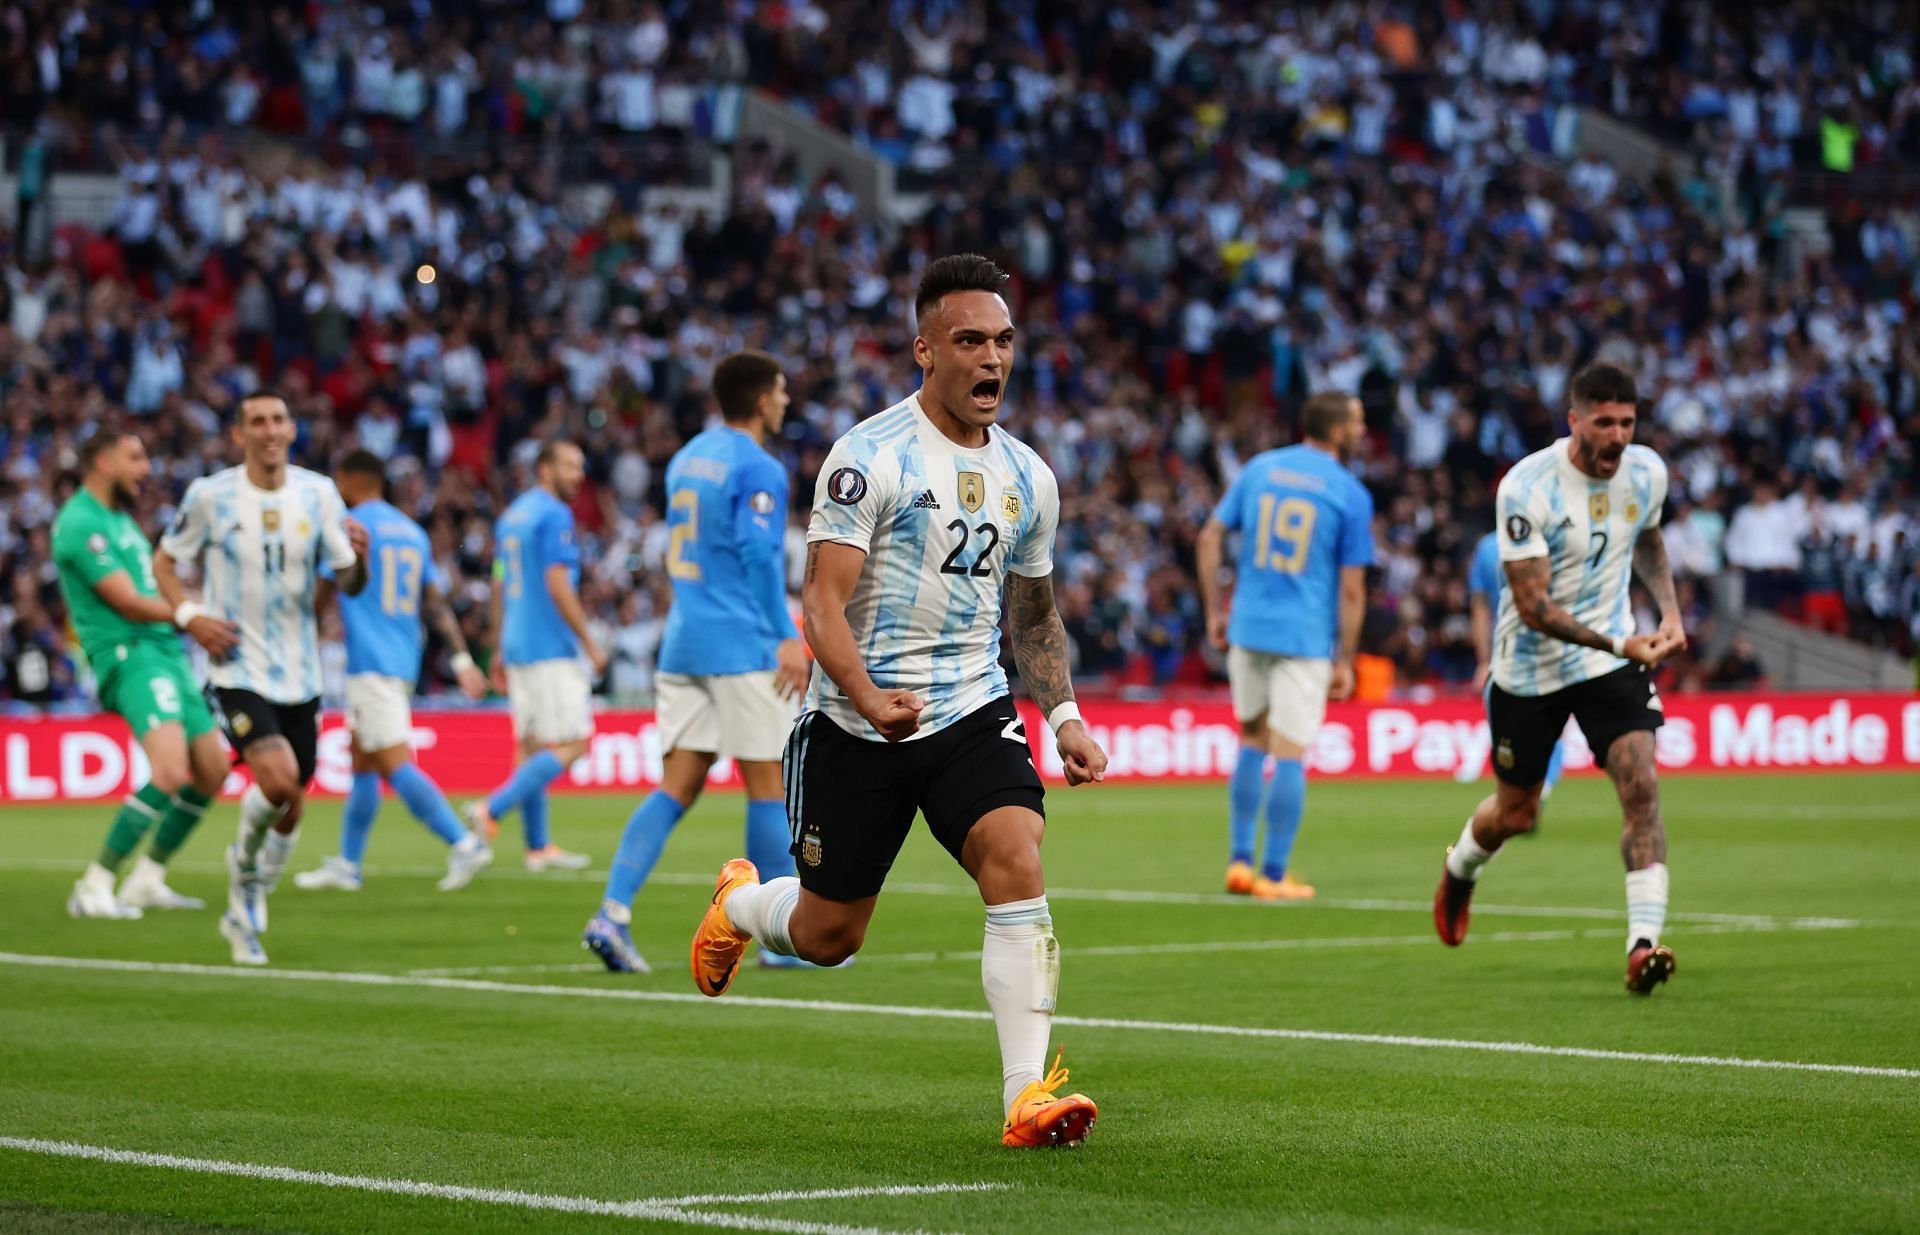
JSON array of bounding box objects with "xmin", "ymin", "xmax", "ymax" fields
[
  {"xmin": 1495, "ymin": 738, "xmax": 1515, "ymax": 769},
  {"xmin": 233, "ymin": 712, "xmax": 253, "ymax": 738},
  {"xmin": 827, "ymin": 468, "xmax": 867, "ymax": 505},
  {"xmin": 800, "ymin": 829, "xmax": 824, "ymax": 867},
  {"xmin": 958, "ymin": 471, "xmax": 984, "ymax": 513}
]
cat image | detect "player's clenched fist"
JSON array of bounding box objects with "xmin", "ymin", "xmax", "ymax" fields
[
  {"xmin": 1056, "ymin": 720, "xmax": 1108, "ymax": 786},
  {"xmin": 858, "ymin": 687, "xmax": 925, "ymax": 742}
]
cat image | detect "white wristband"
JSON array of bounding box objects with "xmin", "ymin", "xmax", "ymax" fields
[
  {"xmin": 1611, "ymin": 635, "xmax": 1626, "ymax": 658},
  {"xmin": 450, "ymin": 652, "xmax": 476, "ymax": 674},
  {"xmin": 1046, "ymin": 701, "xmax": 1082, "ymax": 735},
  {"xmin": 173, "ymin": 601, "xmax": 208, "ymax": 630}
]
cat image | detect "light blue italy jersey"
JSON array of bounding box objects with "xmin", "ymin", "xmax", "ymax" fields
[
  {"xmin": 333, "ymin": 499, "xmax": 446, "ymax": 681},
  {"xmin": 1494, "ymin": 438, "xmax": 1668, "ymax": 696},
  {"xmin": 1213, "ymin": 443, "xmax": 1375, "ymax": 659},
  {"xmin": 160, "ymin": 465, "xmax": 357, "ymax": 704},
  {"xmin": 658, "ymin": 426, "xmax": 798, "ymax": 676},
  {"xmin": 1469, "ymin": 531, "xmax": 1501, "ymax": 605},
  {"xmin": 494, "ymin": 488, "xmax": 581, "ymax": 666},
  {"xmin": 805, "ymin": 394, "xmax": 1060, "ymax": 742}
]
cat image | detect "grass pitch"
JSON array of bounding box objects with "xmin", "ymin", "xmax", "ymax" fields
[{"xmin": 1, "ymin": 772, "xmax": 1916, "ymax": 1234}]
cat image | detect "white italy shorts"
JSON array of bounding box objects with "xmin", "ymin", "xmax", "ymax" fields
[
  {"xmin": 655, "ymin": 670, "xmax": 793, "ymax": 762},
  {"xmin": 506, "ymin": 658, "xmax": 595, "ymax": 746},
  {"xmin": 1227, "ymin": 646, "xmax": 1332, "ymax": 748},
  {"xmin": 346, "ymin": 673, "xmax": 414, "ymax": 753}
]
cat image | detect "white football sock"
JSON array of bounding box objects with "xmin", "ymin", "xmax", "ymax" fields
[
  {"xmin": 1625, "ymin": 863, "xmax": 1669, "ymax": 952},
  {"xmin": 1445, "ymin": 818, "xmax": 1496, "ymax": 882},
  {"xmin": 237, "ymin": 785, "xmax": 288, "ymax": 862},
  {"xmin": 258, "ymin": 827, "xmax": 299, "ymax": 892},
  {"xmin": 982, "ymin": 896, "xmax": 1058, "ymax": 1114},
  {"xmin": 724, "ymin": 875, "xmax": 801, "ymax": 956},
  {"xmin": 83, "ymin": 862, "xmax": 116, "ymax": 893}
]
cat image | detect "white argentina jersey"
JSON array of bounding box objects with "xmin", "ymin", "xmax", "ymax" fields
[
  {"xmin": 806, "ymin": 394, "xmax": 1060, "ymax": 741},
  {"xmin": 1494, "ymin": 438, "xmax": 1668, "ymax": 697},
  {"xmin": 161, "ymin": 465, "xmax": 358, "ymax": 704}
]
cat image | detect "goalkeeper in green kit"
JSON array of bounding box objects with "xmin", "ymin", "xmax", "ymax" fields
[{"xmin": 52, "ymin": 429, "xmax": 239, "ymax": 918}]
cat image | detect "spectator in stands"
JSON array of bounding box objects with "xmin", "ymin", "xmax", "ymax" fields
[{"xmin": 1707, "ymin": 635, "xmax": 1767, "ymax": 690}]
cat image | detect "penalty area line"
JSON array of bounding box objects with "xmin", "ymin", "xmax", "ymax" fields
[
  {"xmin": 0, "ymin": 951, "xmax": 1913, "ymax": 1082},
  {"xmin": 0, "ymin": 1136, "xmax": 1003, "ymax": 1235}
]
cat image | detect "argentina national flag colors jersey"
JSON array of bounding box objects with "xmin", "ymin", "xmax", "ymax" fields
[
  {"xmin": 806, "ymin": 394, "xmax": 1060, "ymax": 742},
  {"xmin": 333, "ymin": 500, "xmax": 445, "ymax": 681},
  {"xmin": 1494, "ymin": 438, "xmax": 1668, "ymax": 696},
  {"xmin": 160, "ymin": 465, "xmax": 358, "ymax": 704}
]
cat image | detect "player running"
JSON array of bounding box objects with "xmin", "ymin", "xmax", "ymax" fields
[
  {"xmin": 155, "ymin": 393, "xmax": 369, "ymax": 966},
  {"xmin": 583, "ymin": 350, "xmax": 812, "ymax": 974},
  {"xmin": 465, "ymin": 440, "xmax": 601, "ymax": 870},
  {"xmin": 1433, "ymin": 363, "xmax": 1687, "ymax": 994},
  {"xmin": 1197, "ymin": 392, "xmax": 1373, "ymax": 901},
  {"xmin": 688, "ymin": 254, "xmax": 1111, "ymax": 1148},
  {"xmin": 1457, "ymin": 529, "xmax": 1565, "ymax": 800},
  {"xmin": 54, "ymin": 429, "xmax": 235, "ymax": 919},
  {"xmin": 294, "ymin": 450, "xmax": 494, "ymax": 894}
]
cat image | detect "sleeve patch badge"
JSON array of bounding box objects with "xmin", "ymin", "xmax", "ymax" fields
[
  {"xmin": 828, "ymin": 468, "xmax": 867, "ymax": 505},
  {"xmin": 750, "ymin": 490, "xmax": 777, "ymax": 515},
  {"xmin": 1505, "ymin": 514, "xmax": 1532, "ymax": 542},
  {"xmin": 88, "ymin": 533, "xmax": 108, "ymax": 554}
]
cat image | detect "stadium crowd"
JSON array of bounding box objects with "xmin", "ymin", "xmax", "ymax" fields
[{"xmin": 3, "ymin": 0, "xmax": 1919, "ymax": 712}]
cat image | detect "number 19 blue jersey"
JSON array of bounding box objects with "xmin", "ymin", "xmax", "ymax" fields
[
  {"xmin": 336, "ymin": 499, "xmax": 446, "ymax": 681},
  {"xmin": 657, "ymin": 426, "xmax": 798, "ymax": 676},
  {"xmin": 1214, "ymin": 443, "xmax": 1375, "ymax": 659}
]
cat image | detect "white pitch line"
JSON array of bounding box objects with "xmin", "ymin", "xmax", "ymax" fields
[
  {"xmin": 405, "ymin": 962, "xmax": 607, "ymax": 978},
  {"xmin": 2, "ymin": 951, "xmax": 1912, "ymax": 1082},
  {"xmin": 0, "ymin": 857, "xmax": 1870, "ymax": 928},
  {"xmin": 0, "ymin": 1136, "xmax": 1001, "ymax": 1235}
]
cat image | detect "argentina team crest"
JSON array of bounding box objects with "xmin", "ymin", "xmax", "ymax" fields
[
  {"xmin": 957, "ymin": 471, "xmax": 985, "ymax": 513},
  {"xmin": 1002, "ymin": 490, "xmax": 1021, "ymax": 522},
  {"xmin": 800, "ymin": 829, "xmax": 823, "ymax": 867}
]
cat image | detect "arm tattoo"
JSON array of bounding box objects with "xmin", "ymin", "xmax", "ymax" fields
[
  {"xmin": 1632, "ymin": 527, "xmax": 1680, "ymax": 622},
  {"xmin": 1507, "ymin": 557, "xmax": 1615, "ymax": 652},
  {"xmin": 425, "ymin": 588, "xmax": 470, "ymax": 658},
  {"xmin": 804, "ymin": 541, "xmax": 820, "ymax": 586},
  {"xmin": 1005, "ymin": 572, "xmax": 1074, "ymax": 716}
]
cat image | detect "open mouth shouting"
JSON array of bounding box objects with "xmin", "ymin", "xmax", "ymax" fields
[{"xmin": 970, "ymin": 377, "xmax": 1003, "ymax": 412}]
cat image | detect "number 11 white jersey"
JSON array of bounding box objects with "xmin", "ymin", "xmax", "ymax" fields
[
  {"xmin": 806, "ymin": 394, "xmax": 1060, "ymax": 742},
  {"xmin": 161, "ymin": 465, "xmax": 358, "ymax": 704},
  {"xmin": 1493, "ymin": 438, "xmax": 1668, "ymax": 697}
]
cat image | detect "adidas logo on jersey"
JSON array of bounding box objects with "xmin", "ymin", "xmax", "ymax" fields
[{"xmin": 912, "ymin": 490, "xmax": 941, "ymax": 510}]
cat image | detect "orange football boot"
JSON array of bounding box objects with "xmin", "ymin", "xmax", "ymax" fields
[
  {"xmin": 690, "ymin": 859, "xmax": 759, "ymax": 997},
  {"xmin": 1002, "ymin": 1049, "xmax": 1098, "ymax": 1148},
  {"xmin": 1251, "ymin": 872, "xmax": 1315, "ymax": 900},
  {"xmin": 1225, "ymin": 861, "xmax": 1255, "ymax": 895}
]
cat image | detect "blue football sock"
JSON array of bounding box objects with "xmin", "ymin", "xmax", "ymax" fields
[
  {"xmin": 746, "ymin": 797, "xmax": 794, "ymax": 879},
  {"xmin": 388, "ymin": 763, "xmax": 469, "ymax": 846},
  {"xmin": 603, "ymin": 791, "xmax": 686, "ymax": 908},
  {"xmin": 1542, "ymin": 741, "xmax": 1567, "ymax": 799},
  {"xmin": 341, "ymin": 771, "xmax": 381, "ymax": 867},
  {"xmin": 487, "ymin": 750, "xmax": 565, "ymax": 823},
  {"xmin": 1260, "ymin": 758, "xmax": 1308, "ymax": 881},
  {"xmin": 1228, "ymin": 745, "xmax": 1266, "ymax": 865},
  {"xmin": 523, "ymin": 787, "xmax": 551, "ymax": 851}
]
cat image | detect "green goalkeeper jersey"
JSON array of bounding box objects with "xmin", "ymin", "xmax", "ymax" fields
[{"xmin": 52, "ymin": 487, "xmax": 175, "ymax": 663}]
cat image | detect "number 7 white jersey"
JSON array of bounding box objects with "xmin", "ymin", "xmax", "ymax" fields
[
  {"xmin": 1493, "ymin": 438, "xmax": 1668, "ymax": 697},
  {"xmin": 806, "ymin": 393, "xmax": 1060, "ymax": 741},
  {"xmin": 160, "ymin": 465, "xmax": 358, "ymax": 704}
]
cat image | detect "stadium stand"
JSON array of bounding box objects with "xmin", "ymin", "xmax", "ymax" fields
[{"xmin": 1, "ymin": 1, "xmax": 1917, "ymax": 711}]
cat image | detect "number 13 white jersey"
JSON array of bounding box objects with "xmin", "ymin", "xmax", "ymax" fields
[
  {"xmin": 161, "ymin": 465, "xmax": 358, "ymax": 704},
  {"xmin": 1494, "ymin": 438, "xmax": 1668, "ymax": 697},
  {"xmin": 806, "ymin": 394, "xmax": 1060, "ymax": 742}
]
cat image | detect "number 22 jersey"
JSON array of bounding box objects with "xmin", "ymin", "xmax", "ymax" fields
[{"xmin": 806, "ymin": 394, "xmax": 1060, "ymax": 742}]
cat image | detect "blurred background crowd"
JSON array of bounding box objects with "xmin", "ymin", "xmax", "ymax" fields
[{"xmin": 2, "ymin": 0, "xmax": 1918, "ymax": 711}]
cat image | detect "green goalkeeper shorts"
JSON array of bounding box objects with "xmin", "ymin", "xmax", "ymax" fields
[{"xmin": 96, "ymin": 644, "xmax": 216, "ymax": 741}]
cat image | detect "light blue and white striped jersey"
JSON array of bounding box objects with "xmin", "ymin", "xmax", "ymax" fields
[
  {"xmin": 805, "ymin": 394, "xmax": 1060, "ymax": 742},
  {"xmin": 1494, "ymin": 438, "xmax": 1668, "ymax": 696},
  {"xmin": 160, "ymin": 465, "xmax": 358, "ymax": 704}
]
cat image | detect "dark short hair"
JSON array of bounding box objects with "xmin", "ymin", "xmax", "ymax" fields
[
  {"xmin": 535, "ymin": 439, "xmax": 576, "ymax": 469},
  {"xmin": 712, "ymin": 350, "xmax": 785, "ymax": 422},
  {"xmin": 235, "ymin": 390, "xmax": 290, "ymax": 423},
  {"xmin": 79, "ymin": 428, "xmax": 133, "ymax": 472},
  {"xmin": 338, "ymin": 449, "xmax": 384, "ymax": 481},
  {"xmin": 915, "ymin": 253, "xmax": 1009, "ymax": 324},
  {"xmin": 1301, "ymin": 391, "xmax": 1356, "ymax": 443},
  {"xmin": 1569, "ymin": 363, "xmax": 1637, "ymax": 409}
]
